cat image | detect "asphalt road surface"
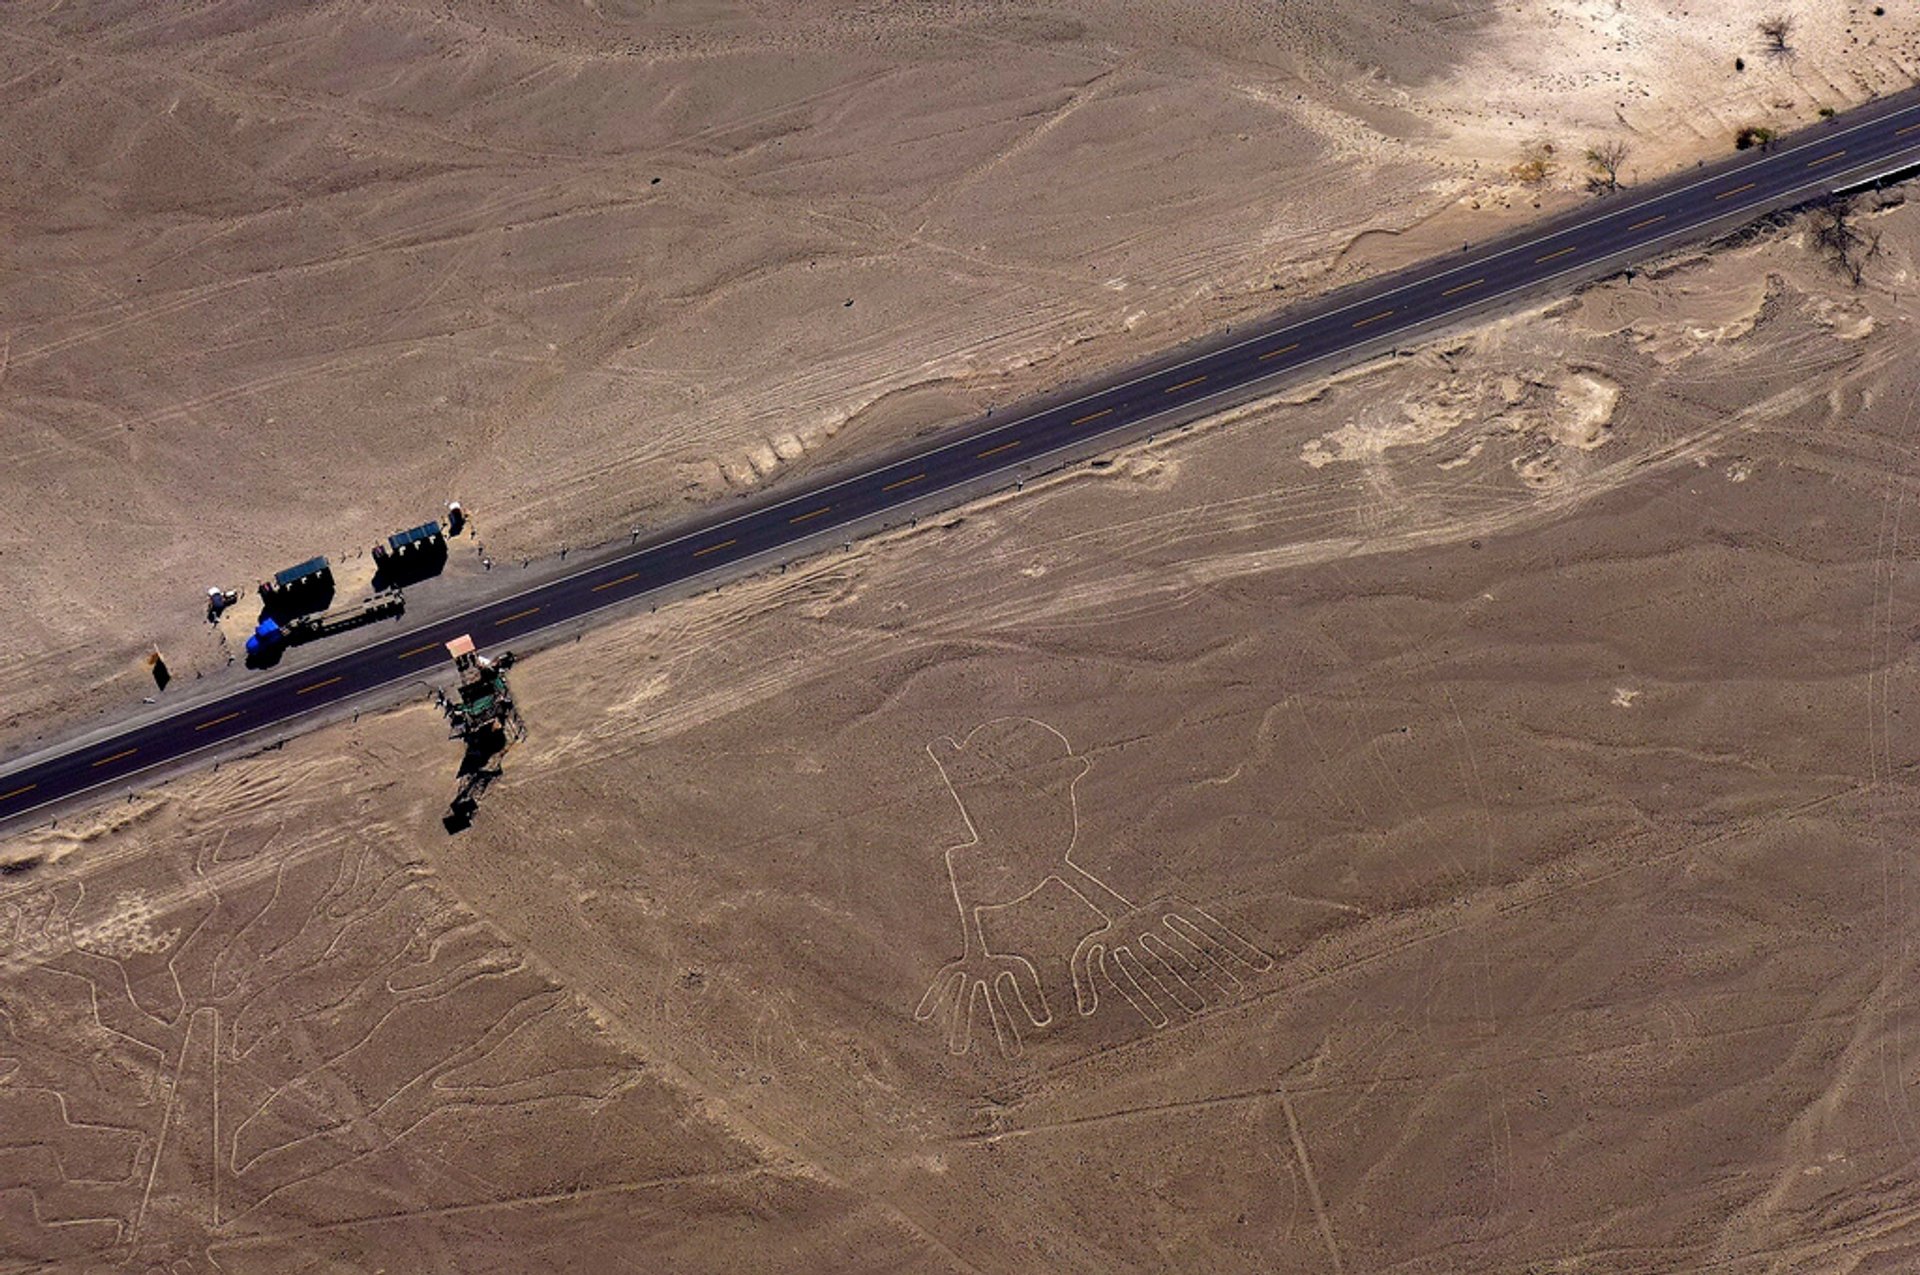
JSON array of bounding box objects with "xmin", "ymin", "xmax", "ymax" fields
[{"xmin": 9, "ymin": 92, "xmax": 1920, "ymax": 830}]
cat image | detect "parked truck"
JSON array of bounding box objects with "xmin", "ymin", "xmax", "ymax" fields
[{"xmin": 245, "ymin": 590, "xmax": 405, "ymax": 658}]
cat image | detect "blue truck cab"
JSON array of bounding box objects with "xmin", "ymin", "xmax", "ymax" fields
[{"xmin": 245, "ymin": 616, "xmax": 285, "ymax": 656}]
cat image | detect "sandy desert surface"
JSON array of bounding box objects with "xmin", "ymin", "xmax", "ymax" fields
[
  {"xmin": 10, "ymin": 1, "xmax": 1920, "ymax": 1272},
  {"xmin": 9, "ymin": 182, "xmax": 1920, "ymax": 1267},
  {"xmin": 6, "ymin": 0, "xmax": 1920, "ymax": 740}
]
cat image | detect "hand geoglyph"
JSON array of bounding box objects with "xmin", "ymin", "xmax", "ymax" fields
[{"xmin": 914, "ymin": 718, "xmax": 1272, "ymax": 1059}]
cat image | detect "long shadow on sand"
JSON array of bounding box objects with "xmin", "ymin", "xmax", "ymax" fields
[
  {"xmin": 372, "ymin": 539, "xmax": 447, "ymax": 592},
  {"xmin": 442, "ymin": 725, "xmax": 512, "ymax": 834}
]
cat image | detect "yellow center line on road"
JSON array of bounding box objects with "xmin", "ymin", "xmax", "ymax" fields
[
  {"xmin": 1351, "ymin": 309, "xmax": 1395, "ymax": 329},
  {"xmin": 194, "ymin": 711, "xmax": 241, "ymax": 732},
  {"xmin": 1535, "ymin": 246, "xmax": 1578, "ymax": 263},
  {"xmin": 881, "ymin": 473, "xmax": 926, "ymax": 492},
  {"xmin": 1071, "ymin": 407, "xmax": 1113, "ymax": 425},
  {"xmin": 591, "ymin": 571, "xmax": 641, "ymax": 593},
  {"xmin": 1807, "ymin": 149, "xmax": 1847, "ymax": 167},
  {"xmin": 692, "ymin": 538, "xmax": 736, "ymax": 558},
  {"xmin": 1899, "ymin": 122, "xmax": 1920, "ymax": 137},
  {"xmin": 0, "ymin": 784, "xmax": 35, "ymax": 802},
  {"xmin": 1163, "ymin": 375, "xmax": 1207, "ymax": 394},
  {"xmin": 1627, "ymin": 214, "xmax": 1667, "ymax": 231},
  {"xmin": 396, "ymin": 642, "xmax": 441, "ymax": 659},
  {"xmin": 494, "ymin": 607, "xmax": 541, "ymax": 625},
  {"xmin": 1714, "ymin": 181, "xmax": 1758, "ymax": 200},
  {"xmin": 1439, "ymin": 277, "xmax": 1485, "ymax": 298},
  {"xmin": 92, "ymin": 748, "xmax": 137, "ymax": 768},
  {"xmin": 1258, "ymin": 342, "xmax": 1301, "ymax": 361},
  {"xmin": 788, "ymin": 506, "xmax": 832, "ymax": 525},
  {"xmin": 296, "ymin": 676, "xmax": 343, "ymax": 695},
  {"xmin": 977, "ymin": 440, "xmax": 1022, "ymax": 459}
]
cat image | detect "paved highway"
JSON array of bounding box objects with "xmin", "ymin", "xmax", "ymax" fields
[{"xmin": 7, "ymin": 92, "xmax": 1920, "ymax": 830}]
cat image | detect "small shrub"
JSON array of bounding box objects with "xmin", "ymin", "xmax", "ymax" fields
[
  {"xmin": 1808, "ymin": 195, "xmax": 1883, "ymax": 287},
  {"xmin": 1585, "ymin": 138, "xmax": 1631, "ymax": 192},
  {"xmin": 1510, "ymin": 139, "xmax": 1557, "ymax": 185}
]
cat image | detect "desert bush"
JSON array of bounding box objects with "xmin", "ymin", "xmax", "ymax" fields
[
  {"xmin": 1585, "ymin": 138, "xmax": 1630, "ymax": 192},
  {"xmin": 1511, "ymin": 139, "xmax": 1557, "ymax": 185},
  {"xmin": 1807, "ymin": 195, "xmax": 1882, "ymax": 287}
]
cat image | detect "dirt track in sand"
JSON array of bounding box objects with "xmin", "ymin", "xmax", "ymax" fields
[{"xmin": 9, "ymin": 198, "xmax": 1920, "ymax": 1269}]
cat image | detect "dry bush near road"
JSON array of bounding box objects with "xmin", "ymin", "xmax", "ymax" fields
[
  {"xmin": 1585, "ymin": 138, "xmax": 1631, "ymax": 192},
  {"xmin": 1808, "ymin": 196, "xmax": 1885, "ymax": 286},
  {"xmin": 1511, "ymin": 138, "xmax": 1559, "ymax": 186}
]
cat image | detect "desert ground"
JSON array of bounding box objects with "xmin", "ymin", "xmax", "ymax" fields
[
  {"xmin": 5, "ymin": 0, "xmax": 1920, "ymax": 740},
  {"xmin": 10, "ymin": 1, "xmax": 1920, "ymax": 1272},
  {"xmin": 9, "ymin": 181, "xmax": 1920, "ymax": 1267}
]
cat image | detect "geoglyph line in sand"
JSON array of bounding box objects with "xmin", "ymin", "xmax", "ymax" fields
[{"xmin": 913, "ymin": 716, "xmax": 1271, "ymax": 1060}]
